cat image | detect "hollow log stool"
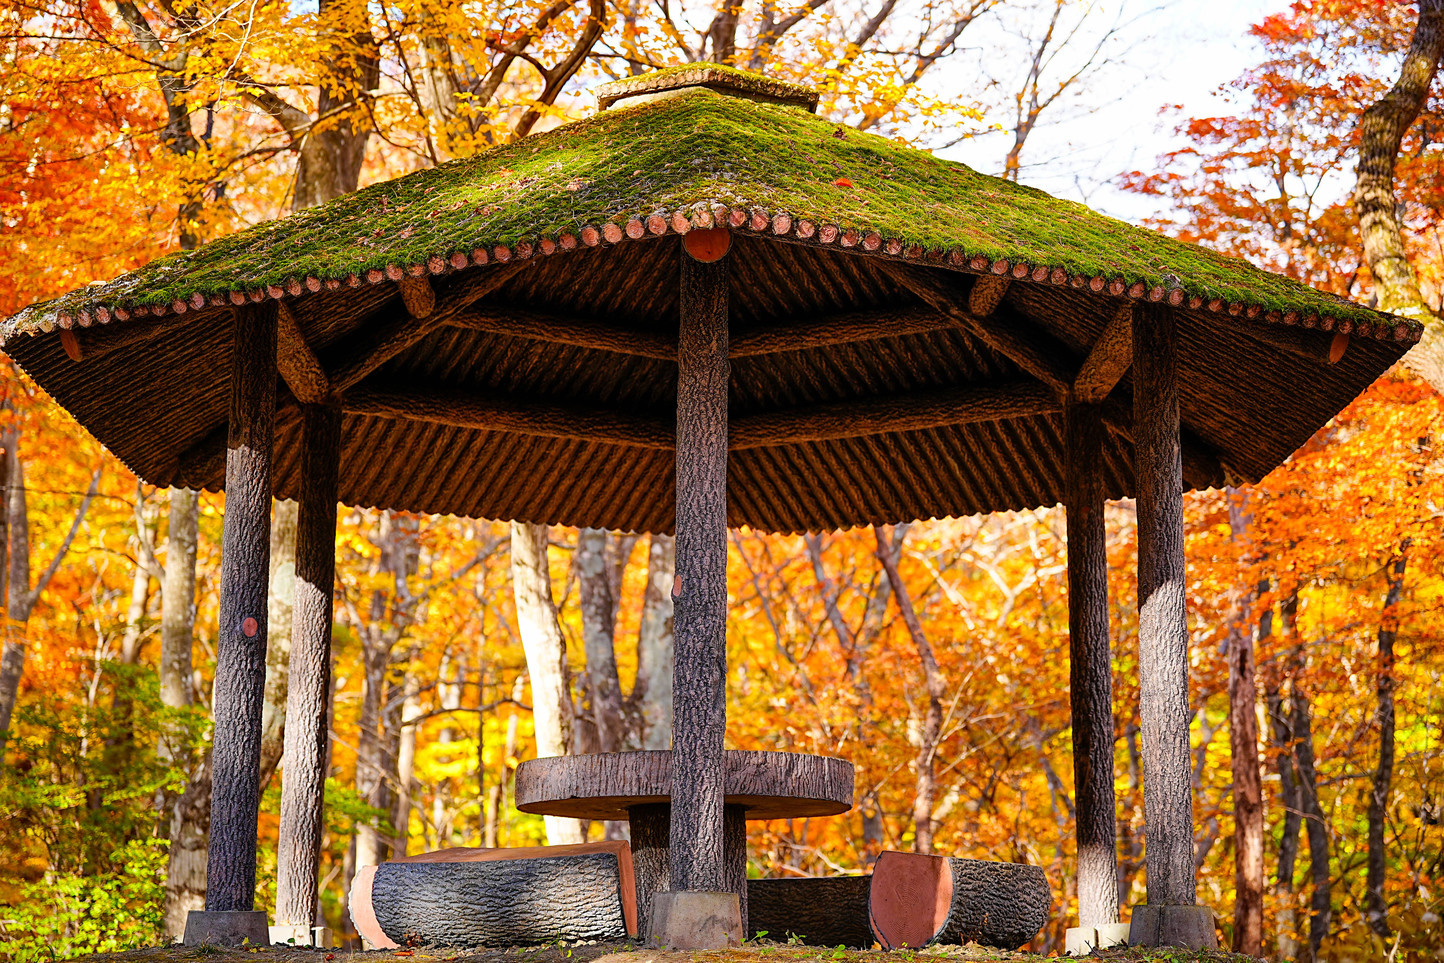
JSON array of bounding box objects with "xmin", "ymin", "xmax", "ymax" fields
[
  {"xmin": 869, "ymin": 850, "xmax": 1052, "ymax": 951},
  {"xmin": 350, "ymin": 841, "xmax": 637, "ymax": 948},
  {"xmin": 515, "ymin": 749, "xmax": 853, "ymax": 938}
]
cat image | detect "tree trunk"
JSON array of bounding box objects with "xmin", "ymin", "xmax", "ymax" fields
[
  {"xmin": 1131, "ymin": 303, "xmax": 1196, "ymax": 908},
  {"xmin": 274, "ymin": 406, "xmax": 340, "ymax": 929},
  {"xmin": 669, "ymin": 251, "xmax": 731, "ymax": 893},
  {"xmin": 1366, "ymin": 547, "xmax": 1408, "ymax": 937},
  {"xmin": 160, "ymin": 486, "xmax": 205, "ymax": 941},
  {"xmin": 1226, "ymin": 493, "xmax": 1263, "ymax": 955},
  {"xmin": 1352, "ymin": 0, "xmax": 1444, "ymax": 391},
  {"xmin": 206, "ymin": 304, "xmax": 277, "ymax": 913},
  {"xmin": 1280, "ymin": 591, "xmax": 1329, "ymax": 963},
  {"xmin": 511, "ymin": 520, "xmax": 585, "ymax": 845},
  {"xmin": 578, "ymin": 528, "xmax": 625, "ymax": 753},
  {"xmin": 874, "ymin": 525, "xmax": 945, "ymax": 856},
  {"xmin": 632, "ymin": 534, "xmax": 675, "ymax": 750},
  {"xmin": 1063, "ymin": 403, "xmax": 1119, "ymax": 928},
  {"xmin": 259, "ymin": 498, "xmax": 299, "ymax": 790}
]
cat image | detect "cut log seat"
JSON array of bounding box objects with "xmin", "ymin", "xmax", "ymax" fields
[
  {"xmin": 350, "ymin": 841, "xmax": 637, "ymax": 948},
  {"xmin": 868, "ymin": 851, "xmax": 1051, "ymax": 951},
  {"xmin": 747, "ymin": 876, "xmax": 873, "ymax": 948}
]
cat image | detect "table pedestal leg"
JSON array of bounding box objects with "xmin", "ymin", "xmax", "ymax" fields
[{"xmin": 628, "ymin": 802, "xmax": 749, "ymax": 940}]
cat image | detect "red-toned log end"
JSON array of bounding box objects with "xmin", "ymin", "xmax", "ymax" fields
[
  {"xmin": 869, "ymin": 851, "xmax": 953, "ymax": 950},
  {"xmin": 349, "ymin": 865, "xmax": 399, "ymax": 949},
  {"xmin": 1330, "ymin": 332, "xmax": 1350, "ymax": 364},
  {"xmin": 60, "ymin": 329, "xmax": 82, "ymax": 362},
  {"xmin": 685, "ymin": 228, "xmax": 732, "ymax": 263}
]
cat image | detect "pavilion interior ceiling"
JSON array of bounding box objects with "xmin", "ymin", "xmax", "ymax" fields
[{"xmin": 7, "ymin": 233, "xmax": 1405, "ymax": 534}]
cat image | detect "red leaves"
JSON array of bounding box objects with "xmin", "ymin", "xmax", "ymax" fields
[{"xmin": 833, "ymin": 177, "xmax": 854, "ymax": 188}]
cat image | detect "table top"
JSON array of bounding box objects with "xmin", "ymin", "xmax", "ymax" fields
[{"xmin": 514, "ymin": 749, "xmax": 854, "ymax": 821}]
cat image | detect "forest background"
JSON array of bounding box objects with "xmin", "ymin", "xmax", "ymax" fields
[{"xmin": 0, "ymin": 0, "xmax": 1441, "ymax": 960}]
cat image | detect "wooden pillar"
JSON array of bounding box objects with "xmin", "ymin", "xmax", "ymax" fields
[
  {"xmin": 669, "ymin": 242, "xmax": 731, "ymax": 898},
  {"xmin": 631, "ymin": 800, "xmax": 749, "ymax": 937},
  {"xmin": 205, "ymin": 305, "xmax": 277, "ymax": 912},
  {"xmin": 1064, "ymin": 403, "xmax": 1120, "ymax": 929},
  {"xmin": 274, "ymin": 404, "xmax": 342, "ymax": 929},
  {"xmin": 1132, "ymin": 304, "xmax": 1196, "ymax": 908}
]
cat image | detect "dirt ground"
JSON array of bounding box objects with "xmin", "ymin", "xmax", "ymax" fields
[{"xmin": 77, "ymin": 942, "xmax": 1264, "ymax": 963}]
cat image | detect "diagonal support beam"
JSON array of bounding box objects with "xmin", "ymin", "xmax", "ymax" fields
[
  {"xmin": 328, "ymin": 265, "xmax": 522, "ymax": 393},
  {"xmin": 1074, "ymin": 304, "xmax": 1134, "ymax": 404},
  {"xmin": 276, "ymin": 303, "xmax": 332, "ymax": 405},
  {"xmin": 886, "ymin": 266, "xmax": 1075, "ymax": 397}
]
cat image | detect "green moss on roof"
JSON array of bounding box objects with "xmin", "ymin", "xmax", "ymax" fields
[{"xmin": 5, "ymin": 85, "xmax": 1410, "ymax": 338}]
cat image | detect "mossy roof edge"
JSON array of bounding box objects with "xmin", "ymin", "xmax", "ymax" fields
[{"xmin": 3, "ymin": 87, "xmax": 1419, "ymax": 343}]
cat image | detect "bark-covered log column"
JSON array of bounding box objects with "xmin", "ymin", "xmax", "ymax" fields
[
  {"xmin": 275, "ymin": 405, "xmax": 342, "ymax": 928},
  {"xmin": 1064, "ymin": 402, "xmax": 1120, "ymax": 928},
  {"xmin": 669, "ymin": 237, "xmax": 731, "ymax": 899},
  {"xmin": 1132, "ymin": 304, "xmax": 1196, "ymax": 908},
  {"xmin": 206, "ymin": 305, "xmax": 277, "ymax": 912}
]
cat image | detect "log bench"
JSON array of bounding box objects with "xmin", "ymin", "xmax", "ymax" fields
[
  {"xmin": 868, "ymin": 850, "xmax": 1051, "ymax": 951},
  {"xmin": 515, "ymin": 749, "xmax": 853, "ymax": 936},
  {"xmin": 349, "ymin": 841, "xmax": 637, "ymax": 948}
]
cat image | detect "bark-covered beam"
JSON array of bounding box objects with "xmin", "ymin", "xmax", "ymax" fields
[
  {"xmin": 448, "ymin": 304, "xmax": 953, "ymax": 360},
  {"xmin": 1234, "ymin": 322, "xmax": 1349, "ymax": 365},
  {"xmin": 175, "ymin": 401, "xmax": 301, "ymax": 488},
  {"xmin": 1074, "ymin": 304, "xmax": 1133, "ymax": 404},
  {"xmin": 343, "ymin": 379, "xmax": 1060, "ymax": 452},
  {"xmin": 887, "ymin": 267, "xmax": 1075, "ymax": 396},
  {"xmin": 344, "ymin": 386, "xmax": 675, "ymax": 449},
  {"xmin": 327, "ymin": 265, "xmax": 520, "ymax": 392},
  {"xmin": 730, "ymin": 380, "xmax": 1058, "ymax": 449},
  {"xmin": 398, "ymin": 276, "xmax": 435, "ymax": 318},
  {"xmin": 59, "ymin": 314, "xmax": 192, "ymax": 362},
  {"xmin": 276, "ymin": 303, "xmax": 331, "ymax": 405},
  {"xmin": 968, "ymin": 276, "xmax": 1011, "ymax": 316}
]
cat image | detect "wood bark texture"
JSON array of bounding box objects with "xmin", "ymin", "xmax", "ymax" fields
[
  {"xmin": 1073, "ymin": 305, "xmax": 1132, "ymax": 404},
  {"xmin": 632, "ymin": 534, "xmax": 675, "ymax": 750},
  {"xmin": 1289, "ymin": 675, "xmax": 1331, "ymax": 960},
  {"xmin": 578, "ymin": 528, "xmax": 625, "ymax": 753},
  {"xmin": 259, "ymin": 497, "xmax": 298, "ymax": 790},
  {"xmin": 1063, "ymin": 403, "xmax": 1119, "ymax": 928},
  {"xmin": 510, "ymin": 519, "xmax": 584, "ymax": 845},
  {"xmin": 275, "ymin": 405, "xmax": 342, "ymax": 927},
  {"xmin": 1352, "ymin": 0, "xmax": 1444, "ymax": 391},
  {"xmin": 207, "ymin": 304, "xmax": 277, "ymax": 912},
  {"xmin": 629, "ymin": 803, "xmax": 671, "ymax": 938},
  {"xmin": 1367, "ymin": 546, "xmax": 1407, "ymax": 936},
  {"xmin": 1225, "ymin": 493, "xmax": 1263, "ymax": 955},
  {"xmin": 1131, "ymin": 303, "xmax": 1196, "ymax": 908},
  {"xmin": 868, "ymin": 851, "xmax": 1051, "ymax": 952},
  {"xmin": 670, "ymin": 252, "xmax": 730, "ymax": 893},
  {"xmin": 367, "ymin": 854, "xmax": 632, "ymax": 946},
  {"xmin": 747, "ymin": 876, "xmax": 872, "ymax": 948}
]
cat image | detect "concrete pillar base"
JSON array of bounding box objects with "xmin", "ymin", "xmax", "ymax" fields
[
  {"xmin": 647, "ymin": 891, "xmax": 742, "ymax": 950},
  {"xmin": 1128, "ymin": 905, "xmax": 1218, "ymax": 949},
  {"xmin": 268, "ymin": 924, "xmax": 331, "ymax": 947},
  {"xmin": 183, "ymin": 910, "xmax": 270, "ymax": 947},
  {"xmin": 1066, "ymin": 921, "xmax": 1132, "ymax": 955}
]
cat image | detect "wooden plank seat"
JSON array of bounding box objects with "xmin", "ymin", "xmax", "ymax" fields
[
  {"xmin": 349, "ymin": 841, "xmax": 637, "ymax": 948},
  {"xmin": 515, "ymin": 749, "xmax": 853, "ymax": 936},
  {"xmin": 868, "ymin": 850, "xmax": 1051, "ymax": 951}
]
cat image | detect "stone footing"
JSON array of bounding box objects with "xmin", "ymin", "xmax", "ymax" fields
[
  {"xmin": 1065, "ymin": 922, "xmax": 1132, "ymax": 955},
  {"xmin": 1128, "ymin": 905, "xmax": 1219, "ymax": 949},
  {"xmin": 647, "ymin": 891, "xmax": 741, "ymax": 950},
  {"xmin": 183, "ymin": 910, "xmax": 270, "ymax": 947}
]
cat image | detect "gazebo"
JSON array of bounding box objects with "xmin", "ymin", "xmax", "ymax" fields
[{"xmin": 3, "ymin": 64, "xmax": 1416, "ymax": 951}]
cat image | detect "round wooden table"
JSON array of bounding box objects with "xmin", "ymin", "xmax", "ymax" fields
[{"xmin": 515, "ymin": 749, "xmax": 853, "ymax": 936}]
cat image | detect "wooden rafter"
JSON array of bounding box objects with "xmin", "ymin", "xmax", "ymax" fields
[
  {"xmin": 276, "ymin": 303, "xmax": 331, "ymax": 405},
  {"xmin": 886, "ymin": 266, "xmax": 1075, "ymax": 396},
  {"xmin": 1073, "ymin": 303, "xmax": 1133, "ymax": 404},
  {"xmin": 327, "ymin": 265, "xmax": 522, "ymax": 393},
  {"xmin": 968, "ymin": 276, "xmax": 1011, "ymax": 316}
]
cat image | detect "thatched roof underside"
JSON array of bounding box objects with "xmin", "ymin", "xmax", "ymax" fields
[{"xmin": 5, "ymin": 234, "xmax": 1409, "ymax": 534}]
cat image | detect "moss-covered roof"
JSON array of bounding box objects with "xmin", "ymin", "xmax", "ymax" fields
[{"xmin": 3, "ymin": 78, "xmax": 1417, "ymax": 342}]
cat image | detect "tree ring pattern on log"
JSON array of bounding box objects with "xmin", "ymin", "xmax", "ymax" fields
[
  {"xmin": 514, "ymin": 749, "xmax": 853, "ymax": 820},
  {"xmin": 369, "ymin": 854, "xmax": 631, "ymax": 947}
]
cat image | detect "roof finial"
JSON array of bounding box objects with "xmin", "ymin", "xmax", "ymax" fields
[{"xmin": 595, "ymin": 64, "xmax": 819, "ymax": 113}]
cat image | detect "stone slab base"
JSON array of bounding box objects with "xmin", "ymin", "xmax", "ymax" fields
[
  {"xmin": 1066, "ymin": 922, "xmax": 1131, "ymax": 955},
  {"xmin": 183, "ymin": 910, "xmax": 270, "ymax": 947},
  {"xmin": 648, "ymin": 891, "xmax": 741, "ymax": 950},
  {"xmin": 1129, "ymin": 905, "xmax": 1219, "ymax": 949}
]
